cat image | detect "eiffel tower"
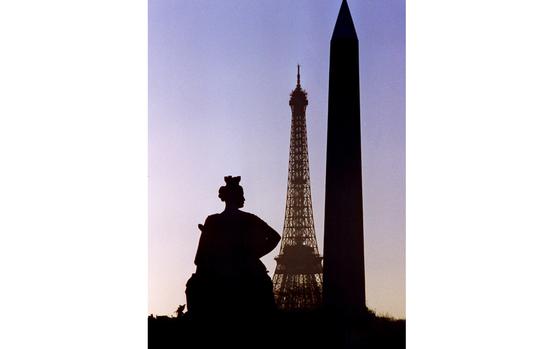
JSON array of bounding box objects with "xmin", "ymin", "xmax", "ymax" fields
[{"xmin": 272, "ymin": 66, "xmax": 323, "ymax": 310}]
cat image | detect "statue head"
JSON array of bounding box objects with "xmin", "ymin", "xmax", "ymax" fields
[{"xmin": 218, "ymin": 176, "xmax": 245, "ymax": 209}]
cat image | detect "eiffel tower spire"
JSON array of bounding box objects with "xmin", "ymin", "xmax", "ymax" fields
[{"xmin": 272, "ymin": 66, "xmax": 323, "ymax": 310}]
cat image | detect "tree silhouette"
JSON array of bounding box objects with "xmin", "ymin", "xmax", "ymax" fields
[{"xmin": 174, "ymin": 304, "xmax": 185, "ymax": 318}]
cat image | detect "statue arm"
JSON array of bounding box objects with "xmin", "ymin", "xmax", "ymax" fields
[
  {"xmin": 193, "ymin": 218, "xmax": 211, "ymax": 266},
  {"xmin": 254, "ymin": 219, "xmax": 281, "ymax": 258}
]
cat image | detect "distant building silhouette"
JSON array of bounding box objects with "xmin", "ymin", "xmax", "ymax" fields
[
  {"xmin": 272, "ymin": 66, "xmax": 323, "ymax": 310},
  {"xmin": 323, "ymin": 0, "xmax": 366, "ymax": 313}
]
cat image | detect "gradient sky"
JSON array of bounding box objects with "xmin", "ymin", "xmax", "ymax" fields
[{"xmin": 149, "ymin": 0, "xmax": 405, "ymax": 319}]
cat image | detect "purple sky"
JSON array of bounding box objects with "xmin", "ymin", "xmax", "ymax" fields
[{"xmin": 149, "ymin": 0, "xmax": 405, "ymax": 319}]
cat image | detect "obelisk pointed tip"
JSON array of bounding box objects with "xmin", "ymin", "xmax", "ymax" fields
[{"xmin": 332, "ymin": 0, "xmax": 358, "ymax": 41}]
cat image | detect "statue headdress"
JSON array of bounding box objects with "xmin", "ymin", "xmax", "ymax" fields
[{"xmin": 218, "ymin": 176, "xmax": 243, "ymax": 202}]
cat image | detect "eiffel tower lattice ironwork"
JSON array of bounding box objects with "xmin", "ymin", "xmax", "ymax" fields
[{"xmin": 272, "ymin": 66, "xmax": 323, "ymax": 310}]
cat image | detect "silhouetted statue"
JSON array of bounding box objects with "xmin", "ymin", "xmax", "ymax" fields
[{"xmin": 186, "ymin": 176, "xmax": 280, "ymax": 323}]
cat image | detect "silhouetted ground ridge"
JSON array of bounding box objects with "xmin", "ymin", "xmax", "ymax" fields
[{"xmin": 148, "ymin": 308, "xmax": 405, "ymax": 349}]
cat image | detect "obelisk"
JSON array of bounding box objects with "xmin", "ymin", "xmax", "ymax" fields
[{"xmin": 323, "ymin": 0, "xmax": 366, "ymax": 313}]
